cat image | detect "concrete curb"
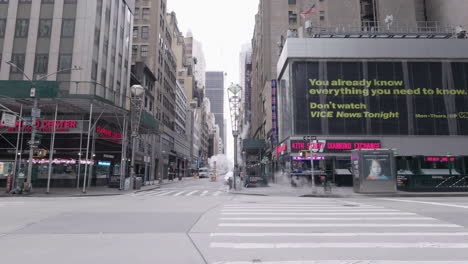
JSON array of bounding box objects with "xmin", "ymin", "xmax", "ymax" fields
[
  {"xmin": 231, "ymin": 191, "xmax": 468, "ymax": 198},
  {"xmin": 230, "ymin": 191, "xmax": 268, "ymax": 196}
]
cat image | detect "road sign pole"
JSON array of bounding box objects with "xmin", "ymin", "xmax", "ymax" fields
[
  {"xmin": 26, "ymin": 96, "xmax": 38, "ymax": 191},
  {"xmin": 306, "ymin": 135, "xmax": 317, "ymax": 194},
  {"xmin": 12, "ymin": 104, "xmax": 23, "ymax": 189}
]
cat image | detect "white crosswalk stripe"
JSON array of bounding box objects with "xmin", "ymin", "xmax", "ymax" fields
[
  {"xmin": 131, "ymin": 189, "xmax": 228, "ymax": 197},
  {"xmin": 206, "ymin": 199, "xmax": 468, "ymax": 263}
]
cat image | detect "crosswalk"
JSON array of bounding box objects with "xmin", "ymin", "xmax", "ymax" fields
[
  {"xmin": 131, "ymin": 188, "xmax": 228, "ymax": 198},
  {"xmin": 206, "ymin": 199, "xmax": 468, "ymax": 263}
]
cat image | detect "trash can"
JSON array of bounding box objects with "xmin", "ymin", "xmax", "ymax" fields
[{"xmin": 134, "ymin": 177, "xmax": 142, "ymax": 190}]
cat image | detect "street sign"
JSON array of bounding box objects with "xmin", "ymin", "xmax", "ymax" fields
[
  {"xmin": 303, "ymin": 135, "xmax": 317, "ymax": 141},
  {"xmin": 1, "ymin": 112, "xmax": 16, "ymax": 127},
  {"xmin": 31, "ymin": 108, "xmax": 41, "ymax": 118}
]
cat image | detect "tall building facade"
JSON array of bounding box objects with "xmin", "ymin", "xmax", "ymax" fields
[
  {"xmin": 169, "ymin": 11, "xmax": 204, "ymax": 170},
  {"xmin": 1, "ymin": 0, "xmax": 134, "ymax": 99},
  {"xmin": 133, "ymin": 0, "xmax": 179, "ymax": 180},
  {"xmin": 205, "ymin": 71, "xmax": 225, "ymax": 148},
  {"xmin": 239, "ymin": 44, "xmax": 252, "ymax": 128},
  {"xmin": 251, "ymin": 0, "xmax": 467, "ymax": 182},
  {"xmin": 0, "ymin": 0, "xmax": 139, "ymax": 188}
]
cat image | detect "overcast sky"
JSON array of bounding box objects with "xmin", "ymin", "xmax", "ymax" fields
[{"xmin": 167, "ymin": 0, "xmax": 259, "ymax": 160}]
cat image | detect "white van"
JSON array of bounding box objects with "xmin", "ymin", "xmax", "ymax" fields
[{"xmin": 198, "ymin": 167, "xmax": 209, "ymax": 178}]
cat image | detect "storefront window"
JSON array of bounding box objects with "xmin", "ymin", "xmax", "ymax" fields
[{"xmin": 0, "ymin": 161, "xmax": 14, "ymax": 177}]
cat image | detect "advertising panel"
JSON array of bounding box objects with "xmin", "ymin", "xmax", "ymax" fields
[
  {"xmin": 291, "ymin": 61, "xmax": 468, "ymax": 136},
  {"xmin": 352, "ymin": 149, "xmax": 396, "ymax": 193},
  {"xmin": 362, "ymin": 152, "xmax": 392, "ymax": 181}
]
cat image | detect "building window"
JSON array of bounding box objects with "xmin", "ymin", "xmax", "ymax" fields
[
  {"xmin": 140, "ymin": 45, "xmax": 148, "ymax": 57},
  {"xmin": 133, "ymin": 26, "xmax": 138, "ymax": 39},
  {"xmin": 134, "ymin": 8, "xmax": 139, "ymax": 19},
  {"xmin": 288, "ymin": 0, "xmax": 296, "ymax": 4},
  {"xmin": 141, "ymin": 26, "xmax": 149, "ymax": 39},
  {"xmin": 64, "ymin": 0, "xmax": 77, "ymax": 3},
  {"xmin": 91, "ymin": 60, "xmax": 98, "ymax": 80},
  {"xmin": 38, "ymin": 19, "xmax": 52, "ymax": 38},
  {"xmin": 10, "ymin": 54, "xmax": 25, "ymax": 73},
  {"xmin": 142, "ymin": 8, "xmax": 150, "ymax": 20},
  {"xmin": 101, "ymin": 69, "xmax": 106, "ymax": 85},
  {"xmin": 61, "ymin": 19, "xmax": 75, "ymax": 37},
  {"xmin": 0, "ymin": 19, "xmax": 6, "ymax": 37},
  {"xmin": 58, "ymin": 54, "xmax": 72, "ymax": 71},
  {"xmin": 34, "ymin": 54, "xmax": 49, "ymax": 73},
  {"xmin": 19, "ymin": 0, "xmax": 32, "ymax": 2},
  {"xmin": 0, "ymin": 0, "xmax": 9, "ymax": 3},
  {"xmin": 320, "ymin": 11, "xmax": 325, "ymax": 20},
  {"xmin": 132, "ymin": 45, "xmax": 138, "ymax": 57},
  {"xmin": 42, "ymin": 0, "xmax": 54, "ymax": 3},
  {"xmin": 15, "ymin": 19, "xmax": 29, "ymax": 38},
  {"xmin": 288, "ymin": 11, "xmax": 297, "ymax": 24}
]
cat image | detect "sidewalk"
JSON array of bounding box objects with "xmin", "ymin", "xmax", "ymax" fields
[
  {"xmin": 232, "ymin": 183, "xmax": 468, "ymax": 198},
  {"xmin": 0, "ymin": 177, "xmax": 197, "ymax": 197}
]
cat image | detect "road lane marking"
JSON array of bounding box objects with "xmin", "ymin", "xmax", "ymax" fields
[
  {"xmin": 185, "ymin": 190, "xmax": 199, "ymax": 196},
  {"xmin": 210, "ymin": 242, "xmax": 468, "ymax": 249},
  {"xmin": 221, "ymin": 212, "xmax": 418, "ymax": 216},
  {"xmin": 173, "ymin": 191, "xmax": 188, "ymax": 196},
  {"xmin": 218, "ymin": 223, "xmax": 461, "ymax": 228},
  {"xmin": 221, "ymin": 209, "xmax": 401, "ymax": 213},
  {"xmin": 137, "ymin": 190, "xmax": 166, "ymax": 197},
  {"xmin": 210, "ymin": 232, "xmax": 468, "ymax": 237},
  {"xmin": 200, "ymin": 190, "xmax": 209, "ymax": 196},
  {"xmin": 225, "ymin": 203, "xmax": 343, "ymax": 207},
  {"xmin": 154, "ymin": 190, "xmax": 177, "ymax": 196},
  {"xmin": 378, "ymin": 198, "xmax": 468, "ymax": 209},
  {"xmin": 223, "ymin": 206, "xmax": 383, "ymax": 209},
  {"xmin": 219, "ymin": 217, "xmax": 437, "ymax": 221},
  {"xmin": 212, "ymin": 261, "xmax": 468, "ymax": 264},
  {"xmin": 213, "ymin": 191, "xmax": 223, "ymax": 196}
]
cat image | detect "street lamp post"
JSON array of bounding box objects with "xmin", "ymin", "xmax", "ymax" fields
[
  {"xmin": 5, "ymin": 61, "xmax": 81, "ymax": 191},
  {"xmin": 130, "ymin": 84, "xmax": 145, "ymax": 188},
  {"xmin": 227, "ymin": 83, "xmax": 242, "ymax": 190}
]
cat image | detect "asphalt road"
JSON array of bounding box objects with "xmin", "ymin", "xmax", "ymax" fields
[{"xmin": 1, "ymin": 178, "xmax": 468, "ymax": 264}]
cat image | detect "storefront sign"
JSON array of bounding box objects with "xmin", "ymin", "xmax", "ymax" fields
[
  {"xmin": 291, "ymin": 140, "xmax": 381, "ymax": 153},
  {"xmin": 426, "ymin": 157, "xmax": 455, "ymax": 162},
  {"xmin": 96, "ymin": 126, "xmax": 122, "ymax": 143},
  {"xmin": 0, "ymin": 120, "xmax": 83, "ymax": 133},
  {"xmin": 271, "ymin": 80, "xmax": 278, "ymax": 146},
  {"xmin": 98, "ymin": 161, "xmax": 111, "ymax": 166},
  {"xmin": 31, "ymin": 159, "xmax": 94, "ymax": 165},
  {"xmin": 276, "ymin": 144, "xmax": 287, "ymax": 156},
  {"xmin": 292, "ymin": 156, "xmax": 325, "ymax": 160}
]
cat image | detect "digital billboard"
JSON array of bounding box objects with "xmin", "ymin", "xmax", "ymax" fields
[
  {"xmin": 362, "ymin": 152, "xmax": 392, "ymax": 181},
  {"xmin": 291, "ymin": 61, "xmax": 468, "ymax": 136}
]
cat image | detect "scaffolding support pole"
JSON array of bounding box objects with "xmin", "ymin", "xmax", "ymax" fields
[
  {"xmin": 77, "ymin": 117, "xmax": 84, "ymax": 189},
  {"xmin": 46, "ymin": 104, "xmax": 58, "ymax": 194},
  {"xmin": 82, "ymin": 103, "xmax": 93, "ymax": 193}
]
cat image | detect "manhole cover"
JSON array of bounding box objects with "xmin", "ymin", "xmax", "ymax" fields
[
  {"xmin": 343, "ymin": 204, "xmax": 359, "ymax": 207},
  {"xmin": 252, "ymin": 259, "xmax": 262, "ymax": 263}
]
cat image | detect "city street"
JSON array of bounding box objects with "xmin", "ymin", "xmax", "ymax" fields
[{"xmin": 1, "ymin": 179, "xmax": 468, "ymax": 263}]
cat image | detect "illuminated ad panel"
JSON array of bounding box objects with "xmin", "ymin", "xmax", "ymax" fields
[{"xmin": 292, "ymin": 61, "xmax": 468, "ymax": 136}]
